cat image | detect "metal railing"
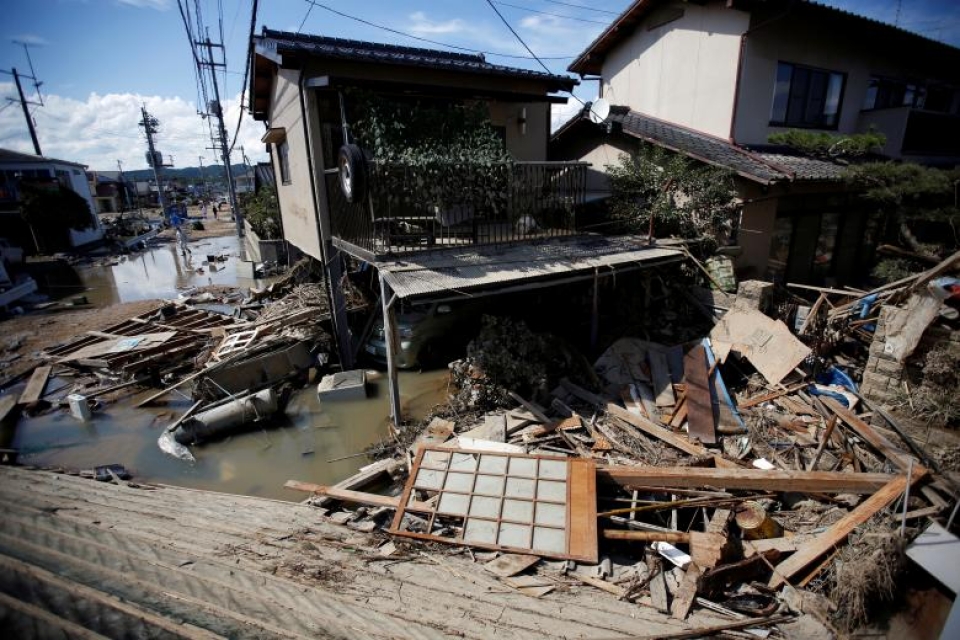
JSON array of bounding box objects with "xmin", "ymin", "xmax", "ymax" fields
[{"xmin": 328, "ymin": 160, "xmax": 588, "ymax": 258}]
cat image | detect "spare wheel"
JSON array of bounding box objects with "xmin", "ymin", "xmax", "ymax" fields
[{"xmin": 338, "ymin": 144, "xmax": 367, "ymax": 203}]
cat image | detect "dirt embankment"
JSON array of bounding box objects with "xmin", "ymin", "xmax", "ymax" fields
[{"xmin": 0, "ymin": 299, "xmax": 166, "ymax": 386}]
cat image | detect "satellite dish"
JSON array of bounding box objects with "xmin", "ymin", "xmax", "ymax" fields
[{"xmin": 588, "ymin": 98, "xmax": 611, "ymax": 124}]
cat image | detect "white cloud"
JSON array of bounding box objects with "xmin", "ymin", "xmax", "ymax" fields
[
  {"xmin": 0, "ymin": 83, "xmax": 268, "ymax": 172},
  {"xmin": 115, "ymin": 0, "xmax": 172, "ymax": 10},
  {"xmin": 11, "ymin": 34, "xmax": 49, "ymax": 46},
  {"xmin": 407, "ymin": 11, "xmax": 468, "ymax": 36}
]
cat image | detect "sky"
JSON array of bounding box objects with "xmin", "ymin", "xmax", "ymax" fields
[{"xmin": 2, "ymin": 0, "xmax": 959, "ymax": 173}]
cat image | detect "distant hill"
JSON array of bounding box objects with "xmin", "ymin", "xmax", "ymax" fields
[{"xmin": 123, "ymin": 164, "xmax": 249, "ymax": 182}]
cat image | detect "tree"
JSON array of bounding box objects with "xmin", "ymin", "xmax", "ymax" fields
[
  {"xmin": 241, "ymin": 188, "xmax": 281, "ymax": 239},
  {"xmin": 605, "ymin": 144, "xmax": 739, "ymax": 246},
  {"xmin": 19, "ymin": 183, "xmax": 94, "ymax": 253},
  {"xmin": 843, "ymin": 161, "xmax": 960, "ymax": 281},
  {"xmin": 767, "ymin": 129, "xmax": 886, "ymax": 159}
]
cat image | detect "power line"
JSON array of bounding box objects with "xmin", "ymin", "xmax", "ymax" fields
[
  {"xmin": 299, "ymin": 0, "xmax": 574, "ymax": 60},
  {"xmin": 483, "ymin": 0, "xmax": 553, "ymax": 74},
  {"xmin": 533, "ymin": 0, "xmax": 620, "ymax": 16},
  {"xmin": 228, "ymin": 0, "xmax": 258, "ymax": 154},
  {"xmin": 297, "ymin": 0, "xmax": 314, "ymax": 34},
  {"xmin": 493, "ymin": 1, "xmax": 610, "ymax": 25}
]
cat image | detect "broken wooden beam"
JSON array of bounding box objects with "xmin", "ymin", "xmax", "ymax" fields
[
  {"xmin": 738, "ymin": 383, "xmax": 810, "ymax": 409},
  {"xmin": 602, "ymin": 530, "xmax": 690, "ymax": 544},
  {"xmin": 633, "ymin": 614, "xmax": 794, "ymax": 640},
  {"xmin": 823, "ymin": 398, "xmax": 920, "ymax": 472},
  {"xmin": 597, "ymin": 466, "xmax": 893, "ymax": 494},
  {"xmin": 284, "ymin": 480, "xmax": 431, "ymax": 512},
  {"xmin": 769, "ymin": 473, "xmax": 923, "ymax": 588},
  {"xmin": 560, "ymin": 379, "xmax": 738, "ymax": 468}
]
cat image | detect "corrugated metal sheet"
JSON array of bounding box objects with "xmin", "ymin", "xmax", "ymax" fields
[{"xmin": 379, "ymin": 235, "xmax": 683, "ymax": 299}]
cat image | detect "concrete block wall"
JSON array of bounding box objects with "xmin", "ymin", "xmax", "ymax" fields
[
  {"xmin": 860, "ymin": 306, "xmax": 904, "ymax": 406},
  {"xmin": 861, "ymin": 305, "xmax": 960, "ymax": 406}
]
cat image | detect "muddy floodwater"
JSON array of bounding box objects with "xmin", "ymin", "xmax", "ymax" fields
[
  {"xmin": 11, "ymin": 369, "xmax": 449, "ymax": 500},
  {"xmin": 76, "ymin": 235, "xmax": 268, "ymax": 306},
  {"xmin": 9, "ymin": 232, "xmax": 452, "ymax": 500}
]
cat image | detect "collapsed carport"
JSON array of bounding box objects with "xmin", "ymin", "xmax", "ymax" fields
[{"xmin": 373, "ymin": 234, "xmax": 685, "ymax": 426}]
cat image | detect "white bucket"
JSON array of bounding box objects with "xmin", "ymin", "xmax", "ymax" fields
[{"xmin": 67, "ymin": 394, "xmax": 92, "ymax": 421}]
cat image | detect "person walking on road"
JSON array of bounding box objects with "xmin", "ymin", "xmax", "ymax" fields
[{"xmin": 175, "ymin": 222, "xmax": 191, "ymax": 257}]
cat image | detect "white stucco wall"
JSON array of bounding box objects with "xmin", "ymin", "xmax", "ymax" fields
[
  {"xmin": 601, "ymin": 2, "xmax": 750, "ymax": 139},
  {"xmin": 267, "ymin": 67, "xmax": 323, "ymax": 261},
  {"xmin": 733, "ymin": 10, "xmax": 960, "ymax": 147}
]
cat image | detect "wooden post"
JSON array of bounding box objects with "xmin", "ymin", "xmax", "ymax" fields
[
  {"xmin": 590, "ymin": 267, "xmax": 600, "ymax": 352},
  {"xmin": 379, "ymin": 274, "xmax": 402, "ymax": 429}
]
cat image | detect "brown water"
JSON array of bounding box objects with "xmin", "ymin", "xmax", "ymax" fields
[
  {"xmin": 76, "ymin": 235, "xmax": 268, "ymax": 306},
  {"xmin": 8, "ymin": 369, "xmax": 449, "ymax": 500}
]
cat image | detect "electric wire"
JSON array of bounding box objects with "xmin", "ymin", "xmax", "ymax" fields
[
  {"xmin": 535, "ymin": 0, "xmax": 620, "ymax": 16},
  {"xmin": 228, "ymin": 0, "xmax": 258, "ymax": 154},
  {"xmin": 483, "ymin": 0, "xmax": 553, "ymax": 74},
  {"xmin": 493, "ymin": 1, "xmax": 610, "ymax": 25},
  {"xmin": 300, "ymin": 0, "xmax": 573, "ymax": 59}
]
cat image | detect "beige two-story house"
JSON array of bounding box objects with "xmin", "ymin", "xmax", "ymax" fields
[
  {"xmin": 249, "ymin": 28, "xmax": 684, "ymax": 423},
  {"xmin": 552, "ymin": 0, "xmax": 960, "ymax": 284}
]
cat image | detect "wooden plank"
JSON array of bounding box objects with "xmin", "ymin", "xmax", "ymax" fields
[
  {"xmin": 634, "ymin": 614, "xmax": 793, "ymax": 640},
  {"xmin": 649, "ymin": 350, "xmax": 676, "ymax": 407},
  {"xmin": 634, "ymin": 382, "xmax": 659, "ymax": 422},
  {"xmin": 560, "ymin": 379, "xmax": 738, "ymax": 468},
  {"xmin": 683, "ymin": 345, "xmax": 716, "ymax": 445},
  {"xmin": 603, "ymin": 530, "xmax": 690, "ymax": 544},
  {"xmin": 799, "ymin": 293, "xmax": 827, "ymax": 335},
  {"xmin": 648, "ymin": 561, "xmax": 669, "ymax": 613},
  {"xmin": 669, "ymin": 399, "xmax": 688, "ymax": 429},
  {"xmin": 808, "ymin": 415, "xmax": 838, "ymax": 471},
  {"xmin": 823, "ymin": 398, "xmax": 918, "ymax": 472},
  {"xmin": 568, "ymin": 458, "xmax": 598, "ymax": 564},
  {"xmin": 507, "ymin": 390, "xmax": 550, "ymax": 424},
  {"xmin": 597, "ymin": 466, "xmax": 893, "ymax": 494},
  {"xmin": 283, "ymin": 480, "xmax": 432, "ymax": 512},
  {"xmin": 738, "ymin": 383, "xmax": 809, "ymax": 409},
  {"xmin": 769, "ymin": 474, "xmax": 919, "ymax": 588},
  {"xmin": 671, "ymin": 562, "xmax": 701, "ymax": 620},
  {"xmin": 18, "ymin": 365, "xmax": 52, "ymax": 405}
]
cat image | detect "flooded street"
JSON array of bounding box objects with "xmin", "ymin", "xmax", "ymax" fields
[
  {"xmin": 7, "ymin": 231, "xmax": 452, "ymax": 501},
  {"xmin": 11, "ymin": 369, "xmax": 449, "ymax": 500},
  {"xmin": 76, "ymin": 234, "xmax": 268, "ymax": 306}
]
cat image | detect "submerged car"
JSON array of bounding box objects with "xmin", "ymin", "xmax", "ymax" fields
[{"xmin": 363, "ymin": 297, "xmax": 490, "ymax": 369}]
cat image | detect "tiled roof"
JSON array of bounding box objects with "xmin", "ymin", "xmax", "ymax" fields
[
  {"xmin": 0, "ymin": 148, "xmax": 87, "ymax": 168},
  {"xmin": 750, "ymin": 151, "xmax": 848, "ymax": 181},
  {"xmin": 609, "ymin": 110, "xmax": 786, "ymax": 184},
  {"xmin": 259, "ymin": 28, "xmax": 577, "ymax": 92}
]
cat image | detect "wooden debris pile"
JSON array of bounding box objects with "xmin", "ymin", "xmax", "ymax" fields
[{"xmin": 288, "ymin": 257, "xmax": 960, "ymax": 636}]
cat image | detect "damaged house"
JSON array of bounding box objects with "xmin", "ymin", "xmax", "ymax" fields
[
  {"xmin": 551, "ymin": 0, "xmax": 960, "ymax": 286},
  {"xmin": 248, "ymin": 28, "xmax": 686, "ymax": 425}
]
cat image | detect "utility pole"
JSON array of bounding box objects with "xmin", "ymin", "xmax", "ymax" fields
[
  {"xmin": 198, "ymin": 155, "xmax": 207, "ymax": 199},
  {"xmin": 197, "ymin": 34, "xmax": 243, "ymax": 237},
  {"xmin": 139, "ymin": 105, "xmax": 167, "ymax": 216},
  {"xmin": 2, "ymin": 46, "xmax": 44, "ymax": 156},
  {"xmin": 12, "ymin": 68, "xmax": 41, "ymax": 156}
]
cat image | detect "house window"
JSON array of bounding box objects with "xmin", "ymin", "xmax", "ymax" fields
[
  {"xmin": 770, "ymin": 62, "xmax": 846, "ymax": 129},
  {"xmin": 278, "ymin": 139, "xmax": 291, "ymax": 184}
]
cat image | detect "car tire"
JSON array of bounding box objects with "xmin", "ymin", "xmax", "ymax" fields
[{"xmin": 338, "ymin": 144, "xmax": 367, "ymax": 204}]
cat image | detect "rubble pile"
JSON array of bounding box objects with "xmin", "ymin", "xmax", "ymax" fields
[{"xmin": 291, "ymin": 251, "xmax": 960, "ymax": 637}]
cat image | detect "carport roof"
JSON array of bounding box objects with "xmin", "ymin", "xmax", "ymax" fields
[{"xmin": 377, "ymin": 234, "xmax": 684, "ymax": 299}]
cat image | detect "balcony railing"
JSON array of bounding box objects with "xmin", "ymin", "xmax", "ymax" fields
[{"xmin": 328, "ymin": 160, "xmax": 588, "ymax": 259}]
